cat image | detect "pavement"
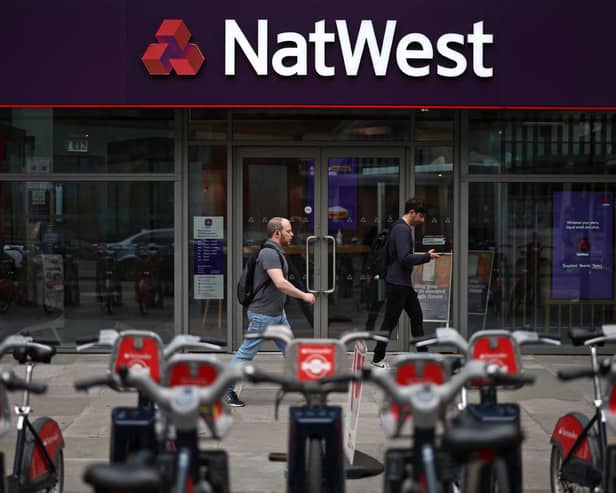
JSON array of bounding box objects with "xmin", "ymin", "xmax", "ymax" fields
[{"xmin": 0, "ymin": 351, "xmax": 598, "ymax": 493}]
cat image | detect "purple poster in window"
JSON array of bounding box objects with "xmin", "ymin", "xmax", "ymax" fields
[
  {"xmin": 308, "ymin": 158, "xmax": 358, "ymax": 231},
  {"xmin": 551, "ymin": 192, "xmax": 614, "ymax": 300}
]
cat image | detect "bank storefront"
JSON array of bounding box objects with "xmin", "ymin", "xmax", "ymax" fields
[{"xmin": 0, "ymin": 1, "xmax": 615, "ymax": 351}]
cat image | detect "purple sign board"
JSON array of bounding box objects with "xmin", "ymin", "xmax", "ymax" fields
[
  {"xmin": 193, "ymin": 239, "xmax": 224, "ymax": 275},
  {"xmin": 1, "ymin": 0, "xmax": 616, "ymax": 106},
  {"xmin": 551, "ymin": 192, "xmax": 614, "ymax": 301}
]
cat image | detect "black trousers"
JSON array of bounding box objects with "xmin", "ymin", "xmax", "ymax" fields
[{"xmin": 373, "ymin": 283, "xmax": 425, "ymax": 362}]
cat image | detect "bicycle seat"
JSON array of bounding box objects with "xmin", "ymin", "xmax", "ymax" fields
[
  {"xmin": 12, "ymin": 344, "xmax": 56, "ymax": 364},
  {"xmin": 568, "ymin": 326, "xmax": 604, "ymax": 346},
  {"xmin": 83, "ymin": 463, "xmax": 163, "ymax": 492},
  {"xmin": 446, "ymin": 410, "xmax": 522, "ymax": 452},
  {"xmin": 442, "ymin": 421, "xmax": 523, "ymax": 455}
]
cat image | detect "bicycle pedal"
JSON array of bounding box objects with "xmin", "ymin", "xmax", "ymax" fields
[{"xmin": 268, "ymin": 452, "xmax": 287, "ymax": 462}]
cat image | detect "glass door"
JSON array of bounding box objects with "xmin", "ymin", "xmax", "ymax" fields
[
  {"xmin": 238, "ymin": 148, "xmax": 320, "ymax": 339},
  {"xmin": 321, "ymin": 150, "xmax": 403, "ymax": 351},
  {"xmin": 237, "ymin": 147, "xmax": 404, "ymax": 349}
]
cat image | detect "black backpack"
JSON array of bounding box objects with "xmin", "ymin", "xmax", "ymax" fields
[
  {"xmin": 237, "ymin": 243, "xmax": 284, "ymax": 306},
  {"xmin": 366, "ymin": 228, "xmax": 391, "ymax": 280}
]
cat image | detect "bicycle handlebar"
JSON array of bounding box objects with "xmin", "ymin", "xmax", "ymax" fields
[
  {"xmin": 412, "ymin": 327, "xmax": 469, "ymax": 353},
  {"xmin": 118, "ymin": 363, "xmax": 247, "ymax": 411},
  {"xmin": 76, "ymin": 329, "xmax": 119, "ymax": 351},
  {"xmin": 557, "ymin": 358, "xmax": 612, "ymax": 381},
  {"xmin": 74, "ymin": 374, "xmax": 119, "ymax": 392},
  {"xmin": 243, "ymin": 366, "xmax": 351, "ymax": 395},
  {"xmin": 557, "ymin": 367, "xmax": 598, "ymax": 381},
  {"xmin": 0, "ymin": 370, "xmax": 47, "ymax": 394},
  {"xmin": 339, "ymin": 331, "xmax": 389, "ymax": 346},
  {"xmin": 364, "ymin": 361, "xmax": 533, "ymax": 428},
  {"xmin": 512, "ymin": 330, "xmax": 561, "ymax": 346},
  {"xmin": 0, "ymin": 335, "xmax": 55, "ymax": 362},
  {"xmin": 162, "ymin": 335, "xmax": 224, "ymax": 358},
  {"xmin": 76, "ymin": 330, "xmax": 226, "ymax": 354}
]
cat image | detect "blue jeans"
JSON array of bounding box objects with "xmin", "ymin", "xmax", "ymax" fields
[{"xmin": 227, "ymin": 310, "xmax": 289, "ymax": 391}]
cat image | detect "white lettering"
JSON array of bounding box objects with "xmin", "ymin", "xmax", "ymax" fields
[
  {"xmin": 272, "ymin": 32, "xmax": 307, "ymax": 76},
  {"xmin": 396, "ymin": 33, "xmax": 432, "ymax": 77},
  {"xmin": 224, "ymin": 19, "xmax": 494, "ymax": 79},
  {"xmin": 336, "ymin": 20, "xmax": 396, "ymax": 76},
  {"xmin": 225, "ymin": 19, "xmax": 268, "ymax": 75},
  {"xmin": 467, "ymin": 21, "xmax": 494, "ymax": 77},
  {"xmin": 437, "ymin": 33, "xmax": 467, "ymax": 77},
  {"xmin": 309, "ymin": 20, "xmax": 336, "ymax": 76}
]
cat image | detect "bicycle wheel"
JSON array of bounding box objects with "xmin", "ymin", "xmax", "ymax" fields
[
  {"xmin": 306, "ymin": 437, "xmax": 323, "ymax": 493},
  {"xmin": 549, "ymin": 445, "xmax": 590, "ymax": 493}
]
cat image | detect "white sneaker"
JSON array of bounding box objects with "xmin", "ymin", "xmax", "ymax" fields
[{"xmin": 370, "ymin": 360, "xmax": 390, "ymax": 369}]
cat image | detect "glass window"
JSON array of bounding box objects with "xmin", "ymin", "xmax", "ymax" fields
[
  {"xmin": 0, "ymin": 109, "xmax": 175, "ymax": 173},
  {"xmin": 469, "ymin": 110, "xmax": 616, "ymax": 174},
  {"xmin": 189, "ymin": 109, "xmax": 228, "ymax": 141},
  {"xmin": 467, "ymin": 182, "xmax": 616, "ymax": 343},
  {"xmin": 0, "ymin": 181, "xmax": 174, "ymax": 343},
  {"xmin": 232, "ymin": 109, "xmax": 411, "ymax": 141},
  {"xmin": 415, "ymin": 109, "xmax": 455, "ymax": 142},
  {"xmin": 188, "ymin": 145, "xmax": 227, "ymax": 343}
]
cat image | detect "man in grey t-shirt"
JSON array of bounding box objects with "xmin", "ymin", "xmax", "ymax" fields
[{"xmin": 224, "ymin": 217, "xmax": 316, "ymax": 407}]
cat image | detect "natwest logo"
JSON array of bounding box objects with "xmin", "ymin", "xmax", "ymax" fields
[
  {"xmin": 142, "ymin": 19, "xmax": 205, "ymax": 76},
  {"xmin": 225, "ymin": 19, "xmax": 494, "ymax": 78}
]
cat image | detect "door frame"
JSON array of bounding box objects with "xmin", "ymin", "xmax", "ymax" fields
[
  {"xmin": 233, "ymin": 146, "xmax": 408, "ymax": 352},
  {"xmin": 233, "ymin": 147, "xmax": 322, "ymax": 348}
]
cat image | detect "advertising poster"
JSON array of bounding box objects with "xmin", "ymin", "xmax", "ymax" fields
[
  {"xmin": 468, "ymin": 251, "xmax": 494, "ymax": 314},
  {"xmin": 193, "ymin": 216, "xmax": 225, "ymax": 299},
  {"xmin": 412, "ymin": 253, "xmax": 452, "ymax": 323},
  {"xmin": 551, "ymin": 192, "xmax": 613, "ymax": 300},
  {"xmin": 308, "ymin": 158, "xmax": 358, "ymax": 230}
]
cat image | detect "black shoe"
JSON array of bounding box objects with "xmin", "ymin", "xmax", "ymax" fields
[{"xmin": 223, "ymin": 390, "xmax": 245, "ymax": 407}]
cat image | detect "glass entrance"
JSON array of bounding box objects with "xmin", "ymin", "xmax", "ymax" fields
[
  {"xmin": 240, "ymin": 150, "xmax": 317, "ymax": 339},
  {"xmin": 322, "ymin": 152, "xmax": 402, "ymax": 341},
  {"xmin": 237, "ymin": 148, "xmax": 403, "ymax": 347}
]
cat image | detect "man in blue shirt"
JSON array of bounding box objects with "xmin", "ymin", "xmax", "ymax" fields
[{"xmin": 371, "ymin": 198, "xmax": 440, "ymax": 368}]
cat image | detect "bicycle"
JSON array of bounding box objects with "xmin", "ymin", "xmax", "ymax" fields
[
  {"xmin": 242, "ymin": 325, "xmax": 388, "ymax": 493},
  {"xmin": 95, "ymin": 249, "xmax": 122, "ymax": 315},
  {"xmin": 78, "ymin": 361, "xmax": 246, "ymax": 493},
  {"xmin": 76, "ymin": 329, "xmax": 224, "ymax": 463},
  {"xmin": 0, "ymin": 335, "xmax": 65, "ymax": 493},
  {"xmin": 549, "ymin": 325, "xmax": 616, "ymax": 492},
  {"xmin": 413, "ymin": 327, "xmax": 560, "ymax": 492},
  {"xmin": 358, "ymin": 360, "xmax": 534, "ymax": 493}
]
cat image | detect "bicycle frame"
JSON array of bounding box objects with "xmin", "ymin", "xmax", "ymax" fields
[
  {"xmin": 244, "ymin": 327, "xmax": 388, "ymax": 493},
  {"xmin": 551, "ymin": 343, "xmax": 606, "ymax": 489},
  {"xmin": 7, "ymin": 362, "xmax": 64, "ymax": 493}
]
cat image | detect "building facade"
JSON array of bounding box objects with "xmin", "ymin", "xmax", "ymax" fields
[{"xmin": 1, "ymin": 1, "xmax": 615, "ymax": 351}]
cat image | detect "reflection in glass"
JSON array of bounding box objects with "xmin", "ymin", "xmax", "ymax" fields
[
  {"xmin": 188, "ymin": 145, "xmax": 227, "ymax": 342},
  {"xmin": 469, "ymin": 111, "xmax": 616, "ymax": 175},
  {"xmin": 468, "ymin": 182, "xmax": 616, "ymax": 342},
  {"xmin": 233, "ymin": 109, "xmax": 411, "ymax": 141},
  {"xmin": 326, "ymin": 157, "xmax": 399, "ymax": 339},
  {"xmin": 242, "ymin": 157, "xmax": 315, "ymax": 338},
  {"xmin": 0, "ymin": 109, "xmax": 175, "ymax": 173},
  {"xmin": 0, "ymin": 182, "xmax": 174, "ymax": 343}
]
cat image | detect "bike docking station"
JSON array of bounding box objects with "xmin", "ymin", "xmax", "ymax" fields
[
  {"xmin": 243, "ymin": 326, "xmax": 387, "ymax": 492},
  {"xmin": 343, "ymin": 339, "xmax": 385, "ymax": 480}
]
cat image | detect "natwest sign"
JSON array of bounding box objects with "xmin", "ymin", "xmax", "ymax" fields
[
  {"xmin": 224, "ymin": 20, "xmax": 493, "ymax": 78},
  {"xmin": 2, "ymin": 0, "xmax": 616, "ymax": 106}
]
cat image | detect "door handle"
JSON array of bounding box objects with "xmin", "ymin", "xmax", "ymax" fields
[
  {"xmin": 323, "ymin": 235, "xmax": 336, "ymax": 293},
  {"xmin": 305, "ymin": 235, "xmax": 318, "ymax": 293}
]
